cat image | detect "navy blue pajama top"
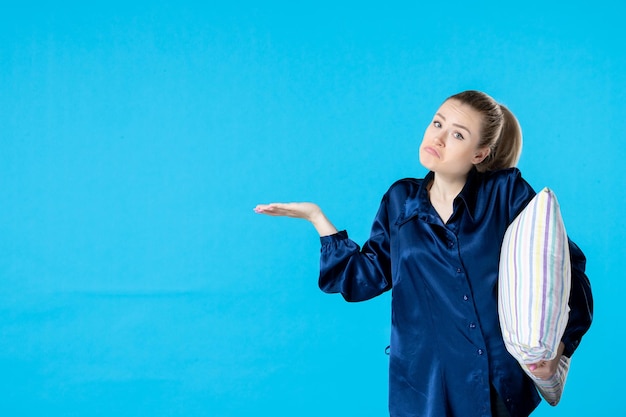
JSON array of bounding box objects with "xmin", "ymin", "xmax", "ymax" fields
[{"xmin": 318, "ymin": 168, "xmax": 593, "ymax": 417}]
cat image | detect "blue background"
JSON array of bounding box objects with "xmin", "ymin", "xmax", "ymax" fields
[{"xmin": 1, "ymin": 1, "xmax": 623, "ymax": 416}]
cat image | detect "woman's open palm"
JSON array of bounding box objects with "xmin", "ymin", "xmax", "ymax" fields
[
  {"xmin": 254, "ymin": 202, "xmax": 321, "ymax": 220},
  {"xmin": 255, "ymin": 202, "xmax": 338, "ymax": 236}
]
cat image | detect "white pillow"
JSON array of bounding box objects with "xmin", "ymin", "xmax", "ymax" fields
[{"xmin": 498, "ymin": 187, "xmax": 571, "ymax": 405}]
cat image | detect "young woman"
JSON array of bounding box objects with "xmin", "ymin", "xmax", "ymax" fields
[{"xmin": 254, "ymin": 90, "xmax": 593, "ymax": 417}]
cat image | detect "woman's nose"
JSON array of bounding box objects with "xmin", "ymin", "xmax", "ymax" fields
[{"xmin": 433, "ymin": 131, "xmax": 445, "ymax": 146}]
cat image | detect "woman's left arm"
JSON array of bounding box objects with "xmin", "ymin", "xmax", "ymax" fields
[{"xmin": 505, "ymin": 169, "xmax": 593, "ymax": 377}]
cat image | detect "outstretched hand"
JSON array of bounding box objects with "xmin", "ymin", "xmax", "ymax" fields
[
  {"xmin": 254, "ymin": 202, "xmax": 321, "ymax": 221},
  {"xmin": 254, "ymin": 202, "xmax": 338, "ymax": 237}
]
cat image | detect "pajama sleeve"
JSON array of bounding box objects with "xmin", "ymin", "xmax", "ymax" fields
[
  {"xmin": 561, "ymin": 239, "xmax": 593, "ymax": 357},
  {"xmin": 318, "ymin": 194, "xmax": 392, "ymax": 302}
]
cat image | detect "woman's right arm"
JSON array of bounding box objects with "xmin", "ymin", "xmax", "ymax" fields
[{"xmin": 254, "ymin": 198, "xmax": 393, "ymax": 302}]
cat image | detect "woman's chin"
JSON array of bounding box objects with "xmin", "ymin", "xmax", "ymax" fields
[{"xmin": 418, "ymin": 154, "xmax": 436, "ymax": 171}]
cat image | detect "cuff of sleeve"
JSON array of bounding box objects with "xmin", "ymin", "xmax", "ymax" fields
[
  {"xmin": 561, "ymin": 336, "xmax": 580, "ymax": 358},
  {"xmin": 320, "ymin": 230, "xmax": 348, "ymax": 244}
]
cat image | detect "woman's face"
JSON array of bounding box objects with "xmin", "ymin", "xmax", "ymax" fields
[{"xmin": 419, "ymin": 99, "xmax": 490, "ymax": 178}]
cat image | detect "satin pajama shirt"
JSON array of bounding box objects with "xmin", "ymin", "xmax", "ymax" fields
[{"xmin": 318, "ymin": 168, "xmax": 592, "ymax": 417}]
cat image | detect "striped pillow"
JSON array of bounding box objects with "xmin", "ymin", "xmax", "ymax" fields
[{"xmin": 498, "ymin": 187, "xmax": 571, "ymax": 405}]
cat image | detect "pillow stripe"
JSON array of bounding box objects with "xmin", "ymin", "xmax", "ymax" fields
[
  {"xmin": 540, "ymin": 194, "xmax": 551, "ymax": 343},
  {"xmin": 541, "ymin": 193, "xmax": 554, "ymax": 348}
]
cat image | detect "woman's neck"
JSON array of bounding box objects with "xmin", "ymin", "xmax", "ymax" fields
[
  {"xmin": 427, "ymin": 173, "xmax": 468, "ymax": 223},
  {"xmin": 429, "ymin": 173, "xmax": 467, "ymax": 200}
]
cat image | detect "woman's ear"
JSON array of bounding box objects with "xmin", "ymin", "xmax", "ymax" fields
[{"xmin": 472, "ymin": 147, "xmax": 491, "ymax": 164}]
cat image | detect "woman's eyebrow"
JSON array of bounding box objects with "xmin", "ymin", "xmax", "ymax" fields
[
  {"xmin": 453, "ymin": 123, "xmax": 471, "ymax": 135},
  {"xmin": 436, "ymin": 112, "xmax": 472, "ymax": 135}
]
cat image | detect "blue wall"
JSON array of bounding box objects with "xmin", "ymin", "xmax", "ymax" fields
[{"xmin": 1, "ymin": 2, "xmax": 623, "ymax": 416}]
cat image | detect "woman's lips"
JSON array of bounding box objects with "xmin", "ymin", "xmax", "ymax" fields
[{"xmin": 423, "ymin": 146, "xmax": 440, "ymax": 158}]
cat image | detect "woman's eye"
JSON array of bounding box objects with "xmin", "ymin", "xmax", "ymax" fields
[
  {"xmin": 453, "ymin": 132, "xmax": 464, "ymax": 140},
  {"xmin": 433, "ymin": 121, "xmax": 441, "ymax": 128}
]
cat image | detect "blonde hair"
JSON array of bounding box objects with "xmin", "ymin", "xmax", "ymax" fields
[{"xmin": 447, "ymin": 90, "xmax": 523, "ymax": 172}]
